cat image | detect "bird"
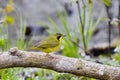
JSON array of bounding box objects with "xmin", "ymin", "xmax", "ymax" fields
[{"xmin": 28, "ymin": 33, "xmax": 65, "ymax": 55}]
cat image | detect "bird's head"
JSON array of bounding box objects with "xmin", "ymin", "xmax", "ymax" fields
[{"xmin": 55, "ymin": 33, "xmax": 66, "ymax": 41}]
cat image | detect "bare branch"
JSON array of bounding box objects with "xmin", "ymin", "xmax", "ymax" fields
[{"xmin": 0, "ymin": 47, "xmax": 120, "ymax": 80}]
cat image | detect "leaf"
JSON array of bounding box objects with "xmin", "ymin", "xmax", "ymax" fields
[
  {"xmin": 0, "ymin": 37, "xmax": 5, "ymax": 47},
  {"xmin": 5, "ymin": 15, "xmax": 14, "ymax": 24},
  {"xmin": 88, "ymin": 0, "xmax": 92, "ymax": 4},
  {"xmin": 102, "ymin": 0, "xmax": 111, "ymax": 7}
]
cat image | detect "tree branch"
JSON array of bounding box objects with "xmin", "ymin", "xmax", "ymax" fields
[{"xmin": 0, "ymin": 47, "xmax": 120, "ymax": 80}]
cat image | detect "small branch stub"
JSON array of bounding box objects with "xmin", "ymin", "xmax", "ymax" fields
[
  {"xmin": 9, "ymin": 47, "xmax": 23, "ymax": 57},
  {"xmin": 9, "ymin": 47, "xmax": 18, "ymax": 55}
]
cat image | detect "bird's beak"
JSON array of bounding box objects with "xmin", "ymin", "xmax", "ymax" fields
[{"xmin": 63, "ymin": 35, "xmax": 66, "ymax": 37}]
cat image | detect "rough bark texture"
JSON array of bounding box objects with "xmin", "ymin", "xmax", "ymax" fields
[{"xmin": 0, "ymin": 47, "xmax": 120, "ymax": 80}]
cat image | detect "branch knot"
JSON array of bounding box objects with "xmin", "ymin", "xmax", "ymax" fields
[{"xmin": 9, "ymin": 47, "xmax": 18, "ymax": 55}]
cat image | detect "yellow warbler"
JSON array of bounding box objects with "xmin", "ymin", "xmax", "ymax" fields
[{"xmin": 29, "ymin": 33, "xmax": 65, "ymax": 54}]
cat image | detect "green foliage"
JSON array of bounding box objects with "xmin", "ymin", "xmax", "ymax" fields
[
  {"xmin": 102, "ymin": 0, "xmax": 111, "ymax": 7},
  {"xmin": 47, "ymin": 16, "xmax": 61, "ymax": 33},
  {"xmin": 17, "ymin": 16, "xmax": 27, "ymax": 50},
  {"xmin": 0, "ymin": 3, "xmax": 27, "ymax": 80},
  {"xmin": 98, "ymin": 55, "xmax": 120, "ymax": 67},
  {"xmin": 78, "ymin": 0, "xmax": 103, "ymax": 50},
  {"xmin": 62, "ymin": 39, "xmax": 79, "ymax": 57},
  {"xmin": 5, "ymin": 16, "xmax": 14, "ymax": 24},
  {"xmin": 58, "ymin": 10, "xmax": 80, "ymax": 57},
  {"xmin": 114, "ymin": 53, "xmax": 120, "ymax": 62},
  {"xmin": 0, "ymin": 37, "xmax": 6, "ymax": 50},
  {"xmin": 85, "ymin": 5, "xmax": 103, "ymax": 48},
  {"xmin": 16, "ymin": 38, "xmax": 26, "ymax": 50},
  {"xmin": 0, "ymin": 68, "xmax": 22, "ymax": 80},
  {"xmin": 29, "ymin": 69, "xmax": 97, "ymax": 80},
  {"xmin": 0, "ymin": 22, "xmax": 10, "ymax": 51}
]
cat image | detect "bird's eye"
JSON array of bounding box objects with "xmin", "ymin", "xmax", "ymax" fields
[{"xmin": 57, "ymin": 36, "xmax": 61, "ymax": 40}]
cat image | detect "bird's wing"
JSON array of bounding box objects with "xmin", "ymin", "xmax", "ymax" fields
[{"xmin": 34, "ymin": 39, "xmax": 59, "ymax": 48}]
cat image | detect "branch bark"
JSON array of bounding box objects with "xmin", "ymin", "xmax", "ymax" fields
[{"xmin": 0, "ymin": 47, "xmax": 120, "ymax": 80}]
